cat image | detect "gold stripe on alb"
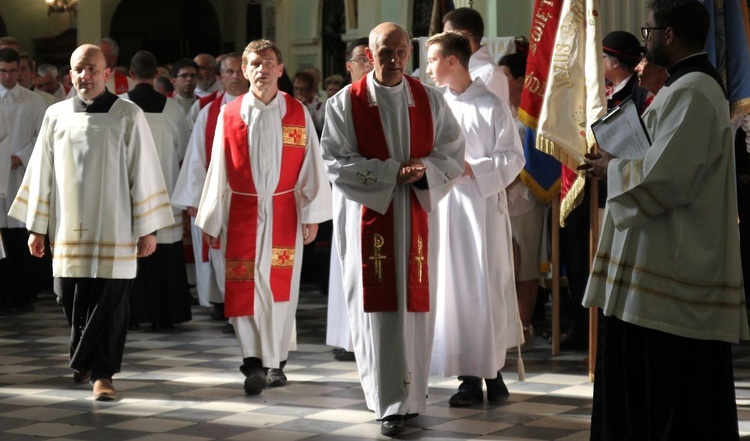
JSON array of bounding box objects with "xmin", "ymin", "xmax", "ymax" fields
[{"xmin": 132, "ymin": 190, "xmax": 169, "ymax": 207}]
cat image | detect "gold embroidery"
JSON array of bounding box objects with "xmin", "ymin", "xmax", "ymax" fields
[
  {"xmin": 272, "ymin": 247, "xmax": 295, "ymax": 268},
  {"xmin": 226, "ymin": 259, "xmax": 255, "ymax": 281},
  {"xmin": 414, "ymin": 236, "xmax": 424, "ymax": 283},
  {"xmin": 370, "ymin": 233, "xmax": 386, "ymax": 282},
  {"xmin": 133, "ymin": 202, "xmax": 172, "ymax": 220},
  {"xmin": 282, "ymin": 124, "xmax": 306, "ymax": 147},
  {"xmin": 132, "ymin": 190, "xmax": 169, "ymax": 207}
]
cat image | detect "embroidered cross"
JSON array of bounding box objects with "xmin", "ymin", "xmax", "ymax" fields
[
  {"xmin": 414, "ymin": 236, "xmax": 425, "ymax": 283},
  {"xmin": 287, "ymin": 128, "xmax": 304, "ymax": 145},
  {"xmin": 277, "ymin": 249, "xmax": 291, "ymax": 265},
  {"xmin": 369, "ymin": 233, "xmax": 386, "ymax": 282},
  {"xmin": 73, "ymin": 222, "xmax": 87, "ymax": 238},
  {"xmin": 357, "ymin": 170, "xmax": 377, "ymax": 185}
]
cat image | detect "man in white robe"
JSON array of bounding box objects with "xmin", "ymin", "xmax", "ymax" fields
[
  {"xmin": 0, "ymin": 48, "xmax": 46, "ymax": 313},
  {"xmin": 172, "ymin": 54, "xmax": 248, "ymax": 315},
  {"xmin": 9, "ymin": 44, "xmax": 173, "ymax": 401},
  {"xmin": 582, "ymin": 1, "xmax": 749, "ymax": 438},
  {"xmin": 196, "ymin": 39, "xmax": 331, "ymax": 395},
  {"xmin": 425, "ymin": 31, "xmax": 525, "ymax": 407},
  {"xmin": 443, "ymin": 7, "xmax": 510, "ymax": 106},
  {"xmin": 170, "ymin": 58, "xmax": 199, "ymax": 116},
  {"xmin": 321, "ymin": 22, "xmax": 464, "ymax": 437},
  {"xmin": 123, "ymin": 50, "xmax": 192, "ymax": 330}
]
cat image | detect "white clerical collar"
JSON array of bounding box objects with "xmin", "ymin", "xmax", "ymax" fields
[
  {"xmin": 223, "ymin": 92, "xmax": 239, "ymax": 104},
  {"xmin": 0, "ymin": 83, "xmax": 19, "ymax": 100},
  {"xmin": 366, "ymin": 71, "xmax": 415, "ymax": 108},
  {"xmin": 239, "ymin": 91, "xmax": 283, "ymax": 124}
]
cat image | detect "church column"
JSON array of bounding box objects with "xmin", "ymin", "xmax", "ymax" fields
[{"xmin": 75, "ymin": 0, "xmax": 103, "ymax": 45}]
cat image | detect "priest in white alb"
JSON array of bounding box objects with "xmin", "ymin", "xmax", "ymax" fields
[
  {"xmin": 196, "ymin": 39, "xmax": 331, "ymax": 396},
  {"xmin": 425, "ymin": 31, "xmax": 525, "ymax": 407},
  {"xmin": 9, "ymin": 44, "xmax": 173, "ymax": 401},
  {"xmin": 320, "ymin": 22, "xmax": 464, "ymax": 437}
]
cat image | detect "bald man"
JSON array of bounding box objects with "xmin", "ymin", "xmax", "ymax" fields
[
  {"xmin": 9, "ymin": 44, "xmax": 173, "ymax": 402},
  {"xmin": 193, "ymin": 53, "xmax": 221, "ymax": 97},
  {"xmin": 321, "ymin": 22, "xmax": 464, "ymax": 436}
]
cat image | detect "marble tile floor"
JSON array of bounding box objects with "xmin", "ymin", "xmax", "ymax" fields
[{"xmin": 1, "ymin": 289, "xmax": 749, "ymax": 440}]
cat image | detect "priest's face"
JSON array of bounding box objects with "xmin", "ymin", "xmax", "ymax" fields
[
  {"xmin": 368, "ymin": 23, "xmax": 412, "ymax": 87},
  {"xmin": 70, "ymin": 45, "xmax": 111, "ymax": 101},
  {"xmin": 0, "ymin": 61, "xmax": 19, "ymax": 90},
  {"xmin": 425, "ymin": 44, "xmax": 450, "ymax": 88},
  {"xmin": 220, "ymin": 56, "xmax": 249, "ymax": 97},
  {"xmin": 243, "ymin": 48, "xmax": 283, "ymax": 97},
  {"xmin": 643, "ymin": 12, "xmax": 670, "ymax": 68},
  {"xmin": 172, "ymin": 66, "xmax": 197, "ymax": 98}
]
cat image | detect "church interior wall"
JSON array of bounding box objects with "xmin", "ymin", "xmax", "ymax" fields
[{"xmin": 0, "ymin": 0, "xmax": 658, "ymax": 84}]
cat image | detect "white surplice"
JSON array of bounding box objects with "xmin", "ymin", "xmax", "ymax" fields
[
  {"xmin": 9, "ymin": 97, "xmax": 174, "ymax": 278},
  {"xmin": 0, "ymin": 84, "xmax": 46, "ymax": 228},
  {"xmin": 321, "ymin": 72, "xmax": 465, "ymax": 419},
  {"xmin": 430, "ymin": 79, "xmax": 525, "ymax": 378},
  {"xmin": 196, "ymin": 92, "xmax": 332, "ymax": 368},
  {"xmin": 469, "ymin": 46, "xmax": 510, "ymax": 107},
  {"xmin": 172, "ymin": 93, "xmax": 236, "ymax": 306}
]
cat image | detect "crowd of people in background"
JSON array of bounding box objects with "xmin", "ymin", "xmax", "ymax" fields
[{"xmin": 0, "ymin": 0, "xmax": 748, "ymax": 438}]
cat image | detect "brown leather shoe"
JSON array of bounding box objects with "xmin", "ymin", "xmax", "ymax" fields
[
  {"xmin": 93, "ymin": 378, "xmax": 117, "ymax": 401},
  {"xmin": 73, "ymin": 370, "xmax": 90, "ymax": 384}
]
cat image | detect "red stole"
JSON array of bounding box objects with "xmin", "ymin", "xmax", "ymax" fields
[
  {"xmin": 199, "ymin": 92, "xmax": 225, "ymax": 261},
  {"xmin": 222, "ymin": 92, "xmax": 307, "ymax": 316},
  {"xmin": 113, "ymin": 72, "xmax": 129, "ymax": 95},
  {"xmin": 349, "ymin": 75, "xmax": 433, "ymax": 313}
]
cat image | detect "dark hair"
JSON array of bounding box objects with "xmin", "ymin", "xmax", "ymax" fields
[
  {"xmin": 155, "ymin": 76, "xmax": 174, "ymax": 93},
  {"xmin": 345, "ymin": 37, "xmax": 369, "ymax": 60},
  {"xmin": 647, "ymin": 0, "xmax": 709, "ymax": 51},
  {"xmin": 442, "ymin": 7, "xmax": 484, "ymax": 46},
  {"xmin": 425, "ymin": 31, "xmax": 472, "ymax": 70},
  {"xmin": 171, "ymin": 58, "xmax": 198, "ymax": 78},
  {"xmin": 498, "ymin": 52, "xmax": 527, "ymax": 79},
  {"xmin": 0, "ymin": 47, "xmax": 20, "ymax": 65},
  {"xmin": 292, "ymin": 71, "xmax": 315, "ymax": 90},
  {"xmin": 130, "ymin": 50, "xmax": 158, "ymax": 80}
]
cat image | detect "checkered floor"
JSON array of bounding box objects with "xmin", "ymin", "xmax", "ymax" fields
[{"xmin": 1, "ymin": 288, "xmax": 749, "ymax": 441}]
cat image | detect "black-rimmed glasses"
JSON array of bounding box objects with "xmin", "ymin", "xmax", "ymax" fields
[{"xmin": 641, "ymin": 26, "xmax": 666, "ymax": 40}]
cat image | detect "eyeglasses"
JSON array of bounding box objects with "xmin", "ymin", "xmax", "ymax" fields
[
  {"xmin": 177, "ymin": 73, "xmax": 197, "ymax": 79},
  {"xmin": 0, "ymin": 68, "xmax": 18, "ymax": 75},
  {"xmin": 641, "ymin": 26, "xmax": 667, "ymax": 40},
  {"xmin": 348, "ymin": 56, "xmax": 371, "ymax": 66}
]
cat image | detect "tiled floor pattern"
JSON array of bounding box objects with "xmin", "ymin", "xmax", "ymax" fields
[{"xmin": 1, "ymin": 288, "xmax": 749, "ymax": 440}]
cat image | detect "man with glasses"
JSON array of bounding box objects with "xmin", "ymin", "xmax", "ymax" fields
[
  {"xmin": 582, "ymin": 0, "xmax": 747, "ymax": 438},
  {"xmin": 0, "ymin": 48, "xmax": 45, "ymax": 314},
  {"xmin": 170, "ymin": 58, "xmax": 199, "ymax": 116},
  {"xmin": 344, "ymin": 37, "xmax": 371, "ymax": 84}
]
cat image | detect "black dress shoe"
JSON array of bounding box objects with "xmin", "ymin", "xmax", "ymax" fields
[
  {"xmin": 485, "ymin": 372, "xmax": 510, "ymax": 404},
  {"xmin": 449, "ymin": 376, "xmax": 483, "ymax": 407},
  {"xmin": 380, "ymin": 414, "xmax": 405, "ymax": 437},
  {"xmin": 266, "ymin": 368, "xmax": 287, "ymax": 387},
  {"xmin": 222, "ymin": 323, "xmax": 235, "ymax": 334},
  {"xmin": 73, "ymin": 369, "xmax": 90, "ymax": 384},
  {"xmin": 332, "ymin": 348, "xmax": 356, "ymax": 361}
]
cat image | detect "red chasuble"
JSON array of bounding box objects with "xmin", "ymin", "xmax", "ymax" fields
[
  {"xmin": 222, "ymin": 92, "xmax": 307, "ymax": 316},
  {"xmin": 349, "ymin": 75, "xmax": 433, "ymax": 313}
]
